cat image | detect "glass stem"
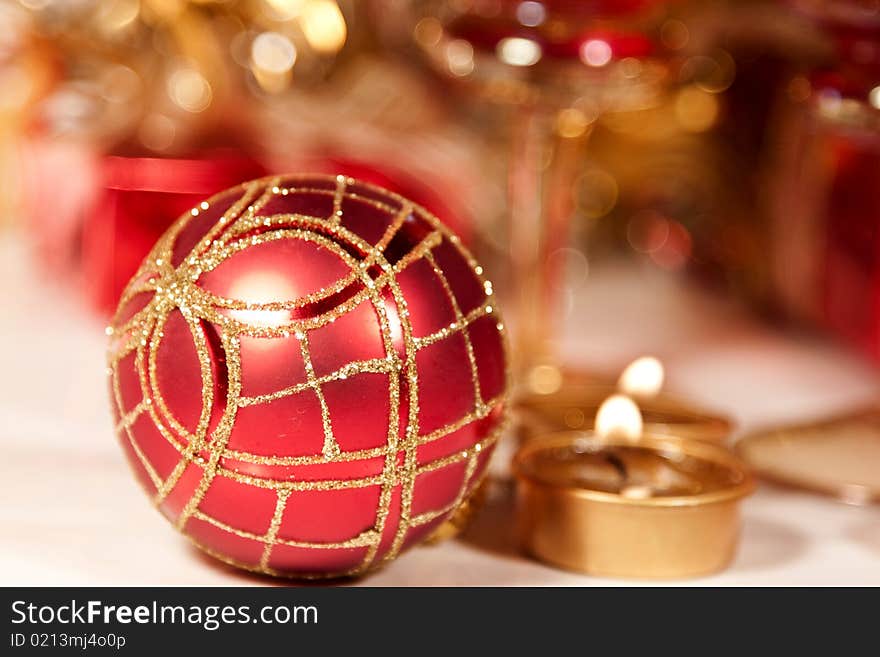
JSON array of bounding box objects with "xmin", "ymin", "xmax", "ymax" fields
[{"xmin": 507, "ymin": 103, "xmax": 590, "ymax": 386}]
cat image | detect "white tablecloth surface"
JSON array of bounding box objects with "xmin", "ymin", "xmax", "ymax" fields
[{"xmin": 2, "ymin": 231, "xmax": 879, "ymax": 586}]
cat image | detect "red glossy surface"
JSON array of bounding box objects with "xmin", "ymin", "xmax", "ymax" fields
[{"xmin": 109, "ymin": 175, "xmax": 507, "ymax": 577}]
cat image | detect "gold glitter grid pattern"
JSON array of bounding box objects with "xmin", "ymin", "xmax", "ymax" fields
[{"xmin": 107, "ymin": 174, "xmax": 510, "ymax": 578}]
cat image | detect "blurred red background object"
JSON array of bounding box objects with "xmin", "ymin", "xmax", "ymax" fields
[
  {"xmin": 767, "ymin": 0, "xmax": 880, "ymax": 360},
  {"xmin": 81, "ymin": 144, "xmax": 268, "ymax": 314}
]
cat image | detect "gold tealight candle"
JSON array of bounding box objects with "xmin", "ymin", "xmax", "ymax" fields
[{"xmin": 513, "ymin": 399, "xmax": 754, "ymax": 578}]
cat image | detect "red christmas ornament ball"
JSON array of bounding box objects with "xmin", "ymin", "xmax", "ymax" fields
[{"xmin": 107, "ymin": 174, "xmax": 509, "ymax": 578}]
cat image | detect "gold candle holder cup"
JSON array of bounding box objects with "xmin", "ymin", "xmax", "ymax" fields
[{"xmin": 513, "ymin": 431, "xmax": 754, "ymax": 578}]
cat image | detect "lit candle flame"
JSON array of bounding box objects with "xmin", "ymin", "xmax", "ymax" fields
[
  {"xmin": 595, "ymin": 394, "xmax": 643, "ymax": 442},
  {"xmin": 618, "ymin": 356, "xmax": 664, "ymax": 398}
]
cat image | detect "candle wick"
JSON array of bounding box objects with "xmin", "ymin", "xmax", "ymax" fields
[{"xmin": 603, "ymin": 452, "xmax": 629, "ymax": 483}]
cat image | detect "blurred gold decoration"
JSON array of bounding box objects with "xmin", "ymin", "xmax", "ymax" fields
[
  {"xmin": 737, "ymin": 408, "xmax": 880, "ymax": 506},
  {"xmin": 674, "ymin": 85, "xmax": 719, "ymax": 132},
  {"xmin": 300, "ymin": 0, "xmax": 347, "ymax": 55},
  {"xmin": 0, "ymin": 2, "xmax": 55, "ymax": 225},
  {"xmin": 12, "ymin": 0, "xmax": 354, "ymax": 153},
  {"xmin": 250, "ymin": 30, "xmax": 298, "ymax": 93}
]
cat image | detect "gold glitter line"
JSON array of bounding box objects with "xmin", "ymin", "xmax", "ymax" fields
[
  {"xmin": 196, "ymin": 226, "xmax": 343, "ymax": 276},
  {"xmin": 258, "ymin": 490, "xmax": 290, "ymax": 571},
  {"xmin": 343, "ymin": 241, "xmax": 406, "ymax": 574},
  {"xmin": 107, "ymin": 307, "xmax": 158, "ymax": 369},
  {"xmin": 237, "ymin": 357, "xmax": 395, "ymax": 407},
  {"xmin": 425, "ymin": 249, "xmax": 485, "ymax": 424},
  {"xmin": 194, "ymin": 234, "xmax": 359, "ymax": 313},
  {"xmin": 245, "ymin": 176, "xmax": 284, "ymax": 216},
  {"xmin": 151, "ymin": 314, "xmax": 218, "ymax": 504},
  {"xmin": 220, "ymin": 404, "xmax": 506, "ymax": 496},
  {"xmin": 142, "ymin": 402, "xmax": 186, "ymax": 452},
  {"xmin": 298, "ymin": 332, "xmax": 339, "ymax": 460},
  {"xmin": 410, "ymin": 453, "xmax": 478, "ymax": 527},
  {"xmin": 111, "ymin": 359, "xmax": 163, "ymax": 490},
  {"xmin": 123, "ymin": 423, "xmax": 164, "ymax": 490},
  {"xmin": 415, "ymin": 426, "xmax": 503, "ymax": 477},
  {"xmin": 280, "ymin": 530, "xmax": 378, "ymax": 549},
  {"xmin": 184, "ymin": 534, "xmax": 373, "ymax": 581},
  {"xmin": 221, "ymin": 445, "xmax": 385, "ymax": 466},
  {"xmin": 222, "ymin": 199, "xmax": 411, "ymax": 278},
  {"xmin": 184, "ymin": 241, "xmax": 437, "ymax": 337},
  {"xmin": 191, "ymin": 509, "xmax": 379, "ymax": 551},
  {"xmin": 151, "ymin": 401, "xmax": 199, "ymax": 504},
  {"xmin": 276, "ymin": 185, "xmax": 400, "ymax": 215},
  {"xmin": 109, "ymin": 361, "xmax": 126, "ymax": 425},
  {"xmin": 110, "ymin": 283, "xmax": 163, "ymax": 338},
  {"xmin": 358, "ymin": 258, "xmax": 421, "ymax": 571},
  {"xmin": 183, "ymin": 217, "xmax": 435, "ymax": 329},
  {"xmin": 132, "ymin": 312, "xmax": 206, "ymax": 506},
  {"xmin": 214, "ymin": 467, "xmax": 386, "ymax": 491},
  {"xmin": 185, "ymin": 182, "xmax": 266, "ymax": 269},
  {"xmin": 433, "ymin": 218, "xmax": 514, "ymax": 413},
  {"xmin": 109, "ymin": 359, "xmax": 161, "ymax": 490},
  {"xmin": 108, "ymin": 329, "xmax": 148, "ymax": 367},
  {"xmin": 113, "ymin": 277, "xmax": 157, "ymax": 326},
  {"xmin": 415, "ymin": 398, "xmax": 495, "ymax": 442},
  {"xmin": 154, "ymin": 455, "xmax": 190, "ymax": 505},
  {"xmin": 175, "ymin": 333, "xmax": 242, "ymax": 529},
  {"xmin": 146, "ymin": 305, "xmax": 200, "ymax": 449},
  {"xmin": 155, "ymin": 313, "xmax": 215, "ymax": 486},
  {"xmin": 371, "ymin": 202, "xmax": 412, "ymax": 251},
  {"xmin": 114, "ymin": 401, "xmax": 148, "ymax": 433},
  {"xmin": 383, "ymin": 278, "xmax": 421, "ymax": 563},
  {"xmin": 187, "ymin": 534, "xmax": 276, "ymax": 576},
  {"xmin": 412, "ymin": 301, "xmax": 495, "ymax": 349},
  {"xmin": 330, "ymin": 174, "xmax": 348, "ymax": 225},
  {"xmin": 190, "ymin": 211, "xmax": 421, "ymax": 316},
  {"xmin": 111, "ymin": 182, "xmax": 259, "ymax": 340},
  {"xmin": 183, "ymin": 311, "xmax": 215, "ymax": 453},
  {"xmin": 218, "ymin": 392, "xmax": 505, "ymax": 467},
  {"xmin": 211, "ymin": 411, "xmax": 503, "ymax": 493}
]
